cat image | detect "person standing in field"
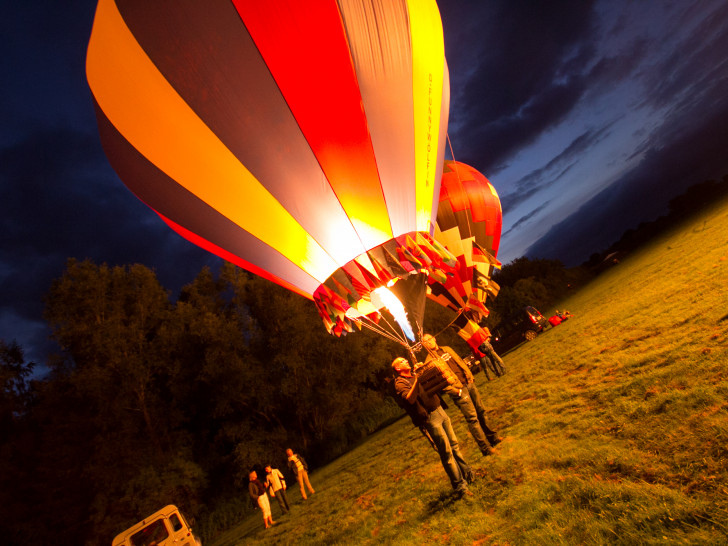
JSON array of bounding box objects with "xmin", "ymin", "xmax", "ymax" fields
[
  {"xmin": 422, "ymin": 334, "xmax": 502, "ymax": 456},
  {"xmin": 248, "ymin": 470, "xmax": 276, "ymax": 529},
  {"xmin": 387, "ymin": 376, "xmax": 437, "ymax": 451},
  {"xmin": 391, "ymin": 356, "xmax": 473, "ymax": 498},
  {"xmin": 476, "ymin": 327, "xmax": 506, "ymax": 376},
  {"xmin": 286, "ymin": 448, "xmax": 315, "ymax": 500},
  {"xmin": 264, "ymin": 464, "xmax": 290, "ymax": 515}
]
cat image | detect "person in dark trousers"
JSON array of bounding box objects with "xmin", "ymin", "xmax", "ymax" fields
[
  {"xmin": 422, "ymin": 334, "xmax": 502, "ymax": 456},
  {"xmin": 392, "ymin": 356, "xmax": 472, "ymax": 498},
  {"xmin": 477, "ymin": 327, "xmax": 506, "ymax": 377},
  {"xmin": 264, "ymin": 464, "xmax": 290, "ymax": 515}
]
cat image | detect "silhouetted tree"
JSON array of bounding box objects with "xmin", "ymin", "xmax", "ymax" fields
[
  {"xmin": 42, "ymin": 259, "xmax": 206, "ymax": 542},
  {"xmin": 0, "ymin": 340, "xmax": 33, "ymax": 433}
]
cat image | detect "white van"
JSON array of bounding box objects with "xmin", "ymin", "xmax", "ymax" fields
[{"xmin": 112, "ymin": 505, "xmax": 202, "ymax": 546}]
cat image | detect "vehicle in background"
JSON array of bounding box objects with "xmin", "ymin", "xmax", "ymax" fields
[
  {"xmin": 491, "ymin": 306, "xmax": 549, "ymax": 354},
  {"xmin": 112, "ymin": 505, "xmax": 201, "ymax": 546}
]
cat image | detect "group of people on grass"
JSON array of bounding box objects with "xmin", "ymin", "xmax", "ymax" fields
[
  {"xmin": 247, "ymin": 448, "xmax": 316, "ymax": 529},
  {"xmin": 391, "ymin": 333, "xmax": 504, "ymax": 499},
  {"xmin": 249, "ymin": 331, "xmax": 503, "ymax": 530}
]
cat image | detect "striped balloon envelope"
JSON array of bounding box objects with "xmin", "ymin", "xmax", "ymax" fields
[
  {"xmin": 430, "ymin": 160, "xmax": 503, "ymax": 321},
  {"xmin": 86, "ymin": 0, "xmax": 451, "ymax": 342}
]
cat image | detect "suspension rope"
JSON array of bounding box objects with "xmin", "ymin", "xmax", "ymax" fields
[{"xmin": 355, "ymin": 316, "xmax": 410, "ymax": 347}]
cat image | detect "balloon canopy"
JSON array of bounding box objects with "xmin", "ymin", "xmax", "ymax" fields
[
  {"xmin": 429, "ymin": 160, "xmax": 503, "ymax": 321},
  {"xmin": 86, "ymin": 0, "xmax": 451, "ymax": 344}
]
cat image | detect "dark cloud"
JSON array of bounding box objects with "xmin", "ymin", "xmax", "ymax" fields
[
  {"xmin": 0, "ymin": 0, "xmax": 97, "ymax": 140},
  {"xmin": 0, "ymin": 128, "xmax": 218, "ymax": 364},
  {"xmin": 503, "ymin": 200, "xmax": 552, "ymax": 237},
  {"xmin": 469, "ymin": 80, "xmax": 589, "ymax": 174},
  {"xmin": 437, "ymin": 0, "xmax": 728, "ymax": 265},
  {"xmin": 500, "ymin": 124, "xmax": 613, "ymax": 212},
  {"xmin": 637, "ymin": 1, "xmax": 728, "ymax": 113},
  {"xmin": 524, "ymin": 91, "xmax": 728, "ymax": 265},
  {"xmin": 439, "ymin": 0, "xmax": 598, "ymax": 171}
]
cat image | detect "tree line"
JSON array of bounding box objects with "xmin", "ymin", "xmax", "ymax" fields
[
  {"xmin": 1, "ymin": 260, "xmax": 403, "ymax": 545},
  {"xmin": 584, "ymin": 174, "xmax": 728, "ymax": 268}
]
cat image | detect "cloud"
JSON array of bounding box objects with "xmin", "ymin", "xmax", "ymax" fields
[
  {"xmin": 503, "ymin": 200, "xmax": 552, "ymax": 237},
  {"xmin": 440, "ymin": 0, "xmax": 599, "ymax": 171},
  {"xmin": 0, "ymin": 128, "xmax": 218, "ymax": 364},
  {"xmin": 0, "ymin": 0, "xmax": 97, "ymax": 142},
  {"xmin": 524, "ymin": 91, "xmax": 728, "ymax": 265},
  {"xmin": 637, "ymin": 1, "xmax": 728, "ymax": 113},
  {"xmin": 451, "ymin": 0, "xmax": 728, "ymax": 266},
  {"xmin": 500, "ymin": 124, "xmax": 613, "ymax": 212}
]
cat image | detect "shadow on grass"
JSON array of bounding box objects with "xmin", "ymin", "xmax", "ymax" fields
[{"xmin": 423, "ymin": 490, "xmax": 466, "ymax": 516}]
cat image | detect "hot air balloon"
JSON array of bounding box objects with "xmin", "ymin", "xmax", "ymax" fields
[
  {"xmin": 86, "ymin": 0, "xmax": 451, "ymax": 348},
  {"xmin": 429, "ymin": 160, "xmax": 503, "ymax": 354},
  {"xmin": 430, "ymin": 161, "xmax": 502, "ymax": 317}
]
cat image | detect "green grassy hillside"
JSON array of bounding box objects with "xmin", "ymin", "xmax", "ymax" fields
[{"xmin": 209, "ymin": 197, "xmax": 728, "ymax": 545}]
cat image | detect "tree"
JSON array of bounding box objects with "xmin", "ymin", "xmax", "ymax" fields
[
  {"xmin": 42, "ymin": 259, "xmax": 206, "ymax": 542},
  {"xmin": 0, "ymin": 341, "xmax": 36, "ymax": 546},
  {"xmin": 3, "ymin": 260, "xmax": 407, "ymax": 544},
  {"xmin": 222, "ymin": 264, "xmax": 396, "ymax": 465},
  {"xmin": 0, "ymin": 340, "xmax": 33, "ymax": 434},
  {"xmin": 487, "ymin": 257, "xmax": 588, "ymax": 326}
]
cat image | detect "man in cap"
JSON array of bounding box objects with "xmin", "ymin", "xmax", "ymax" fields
[{"xmin": 391, "ymin": 356, "xmax": 472, "ymax": 497}]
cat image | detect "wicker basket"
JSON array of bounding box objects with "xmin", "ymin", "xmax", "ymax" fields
[{"xmin": 414, "ymin": 359, "xmax": 450, "ymax": 396}]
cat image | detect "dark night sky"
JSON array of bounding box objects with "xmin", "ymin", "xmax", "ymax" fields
[{"xmin": 3, "ymin": 0, "xmax": 728, "ymax": 366}]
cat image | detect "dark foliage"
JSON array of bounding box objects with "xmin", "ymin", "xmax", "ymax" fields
[
  {"xmin": 0, "ymin": 260, "xmax": 397, "ymax": 545},
  {"xmin": 486, "ymin": 258, "xmax": 589, "ymax": 328},
  {"xmin": 584, "ymin": 175, "xmax": 728, "ymax": 267}
]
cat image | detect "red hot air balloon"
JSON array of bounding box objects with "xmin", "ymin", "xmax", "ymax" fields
[
  {"xmin": 86, "ymin": 0, "xmax": 451, "ymax": 347},
  {"xmin": 426, "ymin": 160, "xmax": 505, "ymax": 357},
  {"xmin": 429, "ymin": 160, "xmax": 503, "ymax": 320}
]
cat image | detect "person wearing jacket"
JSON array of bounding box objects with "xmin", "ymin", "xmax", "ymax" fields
[
  {"xmin": 476, "ymin": 327, "xmax": 506, "ymax": 376},
  {"xmin": 264, "ymin": 464, "xmax": 290, "ymax": 515},
  {"xmin": 248, "ymin": 470, "xmax": 275, "ymax": 529},
  {"xmin": 286, "ymin": 448, "xmax": 315, "ymax": 500},
  {"xmin": 422, "ymin": 334, "xmax": 502, "ymax": 456},
  {"xmin": 392, "ymin": 356, "xmax": 472, "ymax": 498}
]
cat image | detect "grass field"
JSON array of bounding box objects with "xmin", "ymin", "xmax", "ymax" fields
[{"xmin": 208, "ymin": 197, "xmax": 728, "ymax": 545}]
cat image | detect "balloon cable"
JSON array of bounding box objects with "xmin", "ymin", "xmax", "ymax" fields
[
  {"xmin": 432, "ymin": 309, "xmax": 466, "ymax": 340},
  {"xmin": 446, "ymin": 133, "xmax": 456, "ymax": 162},
  {"xmin": 355, "ymin": 316, "xmax": 411, "ymax": 347},
  {"xmin": 445, "ymin": 134, "xmax": 474, "ymax": 242}
]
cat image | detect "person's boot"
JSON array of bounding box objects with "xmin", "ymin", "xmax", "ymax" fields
[
  {"xmin": 486, "ymin": 433, "xmax": 503, "ymax": 447},
  {"xmin": 481, "ymin": 446, "xmax": 494, "ymax": 456}
]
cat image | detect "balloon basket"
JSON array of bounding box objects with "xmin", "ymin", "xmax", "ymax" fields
[{"xmin": 414, "ymin": 360, "xmax": 450, "ymax": 396}]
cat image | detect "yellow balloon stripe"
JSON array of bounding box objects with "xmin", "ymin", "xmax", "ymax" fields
[
  {"xmin": 407, "ymin": 0, "xmax": 445, "ymax": 233},
  {"xmin": 86, "ymin": 0, "xmax": 338, "ymax": 283}
]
